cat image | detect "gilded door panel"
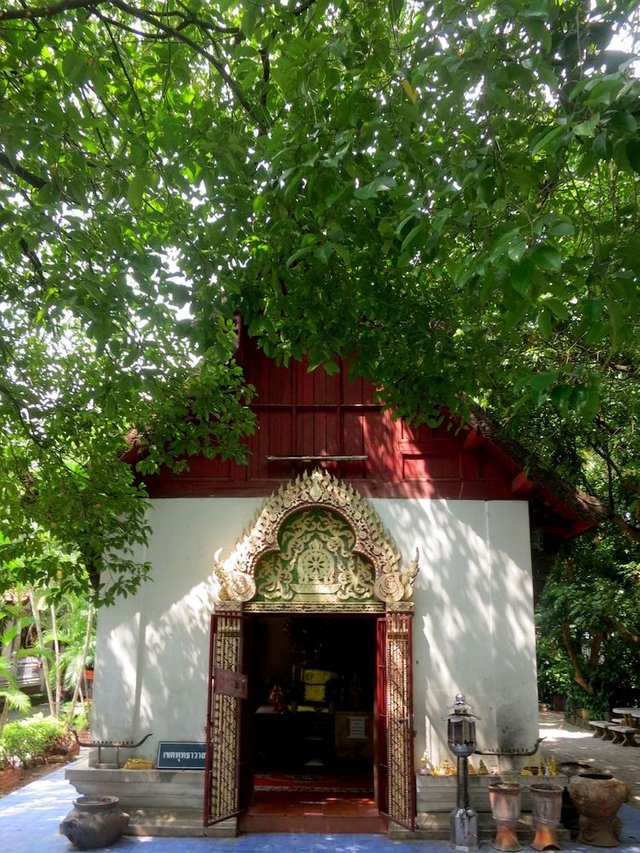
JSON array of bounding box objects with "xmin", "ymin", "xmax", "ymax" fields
[
  {"xmin": 376, "ymin": 613, "xmax": 415, "ymax": 830},
  {"xmin": 204, "ymin": 610, "xmax": 246, "ymax": 826}
]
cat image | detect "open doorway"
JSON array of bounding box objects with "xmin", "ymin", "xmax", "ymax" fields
[{"xmin": 241, "ymin": 613, "xmax": 381, "ymax": 831}]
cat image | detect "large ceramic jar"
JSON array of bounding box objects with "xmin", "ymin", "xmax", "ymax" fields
[
  {"xmin": 568, "ymin": 772, "xmax": 628, "ymax": 848},
  {"xmin": 59, "ymin": 795, "xmax": 130, "ymax": 850}
]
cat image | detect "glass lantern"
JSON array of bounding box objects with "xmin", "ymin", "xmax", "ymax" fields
[{"xmin": 447, "ymin": 692, "xmax": 479, "ymax": 852}]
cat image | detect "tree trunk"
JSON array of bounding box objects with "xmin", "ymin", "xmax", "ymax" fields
[{"xmin": 28, "ymin": 589, "xmax": 56, "ymax": 716}]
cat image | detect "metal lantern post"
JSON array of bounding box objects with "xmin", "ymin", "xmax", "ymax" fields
[{"xmin": 447, "ymin": 692, "xmax": 479, "ymax": 852}]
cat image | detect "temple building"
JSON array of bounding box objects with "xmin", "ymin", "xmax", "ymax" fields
[{"xmin": 67, "ymin": 328, "xmax": 601, "ymax": 837}]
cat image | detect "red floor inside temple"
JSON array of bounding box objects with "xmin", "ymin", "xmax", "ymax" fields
[{"xmin": 240, "ymin": 785, "xmax": 384, "ymax": 833}]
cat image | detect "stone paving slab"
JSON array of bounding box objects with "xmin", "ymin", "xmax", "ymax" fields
[{"xmin": 538, "ymin": 711, "xmax": 640, "ymax": 807}]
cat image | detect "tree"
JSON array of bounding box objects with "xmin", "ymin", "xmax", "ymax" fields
[
  {"xmin": 537, "ymin": 525, "xmax": 640, "ymax": 712},
  {"xmin": 1, "ymin": 1, "xmax": 640, "ymax": 598},
  {"xmin": 0, "ymin": 604, "xmax": 32, "ymax": 736},
  {"xmin": 0, "ymin": 584, "xmax": 95, "ymax": 727}
]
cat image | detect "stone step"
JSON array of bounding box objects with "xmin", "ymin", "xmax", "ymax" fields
[
  {"xmin": 66, "ymin": 766, "xmax": 203, "ymax": 811},
  {"xmin": 126, "ymin": 808, "xmax": 236, "ymax": 838},
  {"xmin": 239, "ymin": 813, "xmax": 385, "ymax": 834}
]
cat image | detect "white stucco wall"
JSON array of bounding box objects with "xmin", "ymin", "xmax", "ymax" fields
[
  {"xmin": 92, "ymin": 496, "xmax": 538, "ymax": 769},
  {"xmin": 375, "ymin": 499, "xmax": 539, "ymax": 769},
  {"xmin": 92, "ymin": 498, "xmax": 263, "ymax": 753}
]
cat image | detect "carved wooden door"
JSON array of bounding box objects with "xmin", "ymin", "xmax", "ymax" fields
[
  {"xmin": 376, "ymin": 612, "xmax": 415, "ymax": 830},
  {"xmin": 203, "ymin": 610, "xmax": 249, "ymax": 826}
]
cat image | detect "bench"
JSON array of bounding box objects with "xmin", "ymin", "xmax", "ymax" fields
[
  {"xmin": 588, "ymin": 721, "xmax": 610, "ymax": 738},
  {"xmin": 607, "ymin": 725, "xmax": 640, "ymax": 747},
  {"xmin": 613, "ymin": 707, "xmax": 640, "ymax": 727}
]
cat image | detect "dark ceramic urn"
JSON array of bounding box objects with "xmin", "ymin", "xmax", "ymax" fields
[{"xmin": 59, "ymin": 795, "xmax": 129, "ymax": 849}]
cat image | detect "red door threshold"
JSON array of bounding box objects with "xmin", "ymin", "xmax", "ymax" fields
[{"xmin": 239, "ymin": 792, "xmax": 385, "ymax": 834}]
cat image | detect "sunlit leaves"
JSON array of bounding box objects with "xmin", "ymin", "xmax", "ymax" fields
[{"xmin": 0, "ymin": 0, "xmax": 639, "ymax": 599}]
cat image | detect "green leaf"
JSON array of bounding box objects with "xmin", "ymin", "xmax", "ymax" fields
[
  {"xmin": 286, "ymin": 245, "xmax": 315, "ymax": 268},
  {"xmin": 127, "ymin": 171, "xmax": 146, "ymax": 208},
  {"xmin": 314, "ymin": 242, "xmax": 334, "ymax": 265},
  {"xmin": 538, "ymin": 307, "xmax": 553, "ymax": 340},
  {"xmin": 573, "ymin": 113, "xmax": 600, "ymax": 137},
  {"xmin": 545, "ymin": 298, "xmax": 569, "ymax": 320},
  {"xmin": 531, "ymin": 126, "xmax": 570, "ymax": 156},
  {"xmin": 388, "ymin": 0, "xmax": 404, "ymax": 25},
  {"xmin": 528, "ymin": 370, "xmax": 560, "ymax": 405},
  {"xmin": 354, "ymin": 176, "xmax": 397, "ymax": 200},
  {"xmin": 241, "ymin": 3, "xmax": 259, "ymax": 38},
  {"xmin": 62, "ymin": 50, "xmax": 89, "ymax": 85},
  {"xmin": 593, "ymin": 131, "xmax": 611, "ymax": 159},
  {"xmin": 507, "ymin": 238, "xmax": 527, "ymax": 263},
  {"xmin": 519, "ymin": 0, "xmax": 550, "ymax": 19},
  {"xmin": 37, "ymin": 181, "xmax": 63, "ymax": 206},
  {"xmin": 584, "ymin": 76, "xmax": 624, "ymax": 107},
  {"xmin": 400, "ymin": 223, "xmax": 425, "ymax": 254},
  {"xmin": 532, "ymin": 244, "xmax": 562, "ymax": 272}
]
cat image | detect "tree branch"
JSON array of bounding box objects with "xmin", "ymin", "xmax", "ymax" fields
[
  {"xmin": 294, "ymin": 0, "xmax": 318, "ymax": 16},
  {"xmin": 173, "ymin": 0, "xmax": 240, "ymax": 36},
  {"xmin": 259, "ymin": 46, "xmax": 270, "ymax": 109},
  {"xmin": 561, "ymin": 621, "xmax": 595, "ymax": 694},
  {"xmin": 0, "ymin": 0, "xmax": 268, "ymax": 130},
  {"xmin": 0, "ymin": 381, "xmax": 50, "ymax": 451},
  {"xmin": 0, "ymin": 0, "xmax": 100, "ymax": 22},
  {"xmin": 0, "ymin": 151, "xmax": 46, "ymax": 190},
  {"xmin": 19, "ymin": 237, "xmax": 46, "ymax": 287},
  {"xmin": 588, "ymin": 441, "xmax": 617, "ymax": 515},
  {"xmin": 613, "ymin": 514, "xmax": 640, "ymax": 545},
  {"xmin": 107, "ymin": 0, "xmax": 268, "ymax": 131},
  {"xmin": 100, "ymin": 15, "xmax": 147, "ymax": 126},
  {"xmin": 588, "ymin": 630, "xmax": 604, "ymax": 670},
  {"xmin": 604, "ymin": 616, "xmax": 640, "ymax": 646}
]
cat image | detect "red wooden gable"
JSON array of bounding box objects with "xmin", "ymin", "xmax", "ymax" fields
[{"xmin": 141, "ymin": 334, "xmax": 599, "ymax": 541}]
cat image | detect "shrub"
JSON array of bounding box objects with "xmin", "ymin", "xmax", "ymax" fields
[
  {"xmin": 64, "ymin": 700, "xmax": 91, "ymax": 733},
  {"xmin": 0, "ymin": 714, "xmax": 68, "ymax": 768}
]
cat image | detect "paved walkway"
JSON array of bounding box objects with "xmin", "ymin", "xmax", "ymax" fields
[
  {"xmin": 538, "ymin": 711, "xmax": 640, "ymax": 807},
  {"xmin": 0, "ymin": 713, "xmax": 639, "ymax": 852}
]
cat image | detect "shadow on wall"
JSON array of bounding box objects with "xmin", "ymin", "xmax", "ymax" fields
[
  {"xmin": 94, "ymin": 498, "xmax": 263, "ymax": 757},
  {"xmin": 94, "ymin": 568, "xmax": 221, "ymax": 758},
  {"xmin": 94, "ymin": 493, "xmax": 538, "ymax": 768},
  {"xmin": 375, "ymin": 497, "xmax": 538, "ymax": 768}
]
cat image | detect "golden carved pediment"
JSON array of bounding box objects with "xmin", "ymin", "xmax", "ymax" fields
[{"xmin": 212, "ymin": 469, "xmax": 418, "ymax": 610}]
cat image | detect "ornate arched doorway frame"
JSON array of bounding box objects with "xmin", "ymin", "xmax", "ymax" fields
[{"xmin": 205, "ymin": 469, "xmax": 418, "ymax": 832}]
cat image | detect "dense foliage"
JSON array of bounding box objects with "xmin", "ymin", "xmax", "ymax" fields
[
  {"xmin": 0, "ymin": 713, "xmax": 71, "ymax": 769},
  {"xmin": 537, "ymin": 524, "xmax": 640, "ymax": 712},
  {"xmin": 1, "ymin": 1, "xmax": 640, "ymax": 603},
  {"xmin": 0, "ymin": 588, "xmax": 94, "ymax": 735}
]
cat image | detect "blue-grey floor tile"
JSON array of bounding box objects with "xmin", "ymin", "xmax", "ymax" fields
[{"xmin": 2, "ymin": 762, "xmax": 640, "ymax": 852}]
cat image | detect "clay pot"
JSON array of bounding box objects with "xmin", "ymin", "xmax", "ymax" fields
[
  {"xmin": 59, "ymin": 795, "xmax": 129, "ymax": 850},
  {"xmin": 488, "ymin": 782, "xmax": 522, "ymax": 852},
  {"xmin": 559, "ymin": 761, "xmax": 599, "ymax": 778},
  {"xmin": 568, "ymin": 772, "xmax": 628, "ymax": 848},
  {"xmin": 529, "ymin": 782, "xmax": 564, "ymax": 851}
]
